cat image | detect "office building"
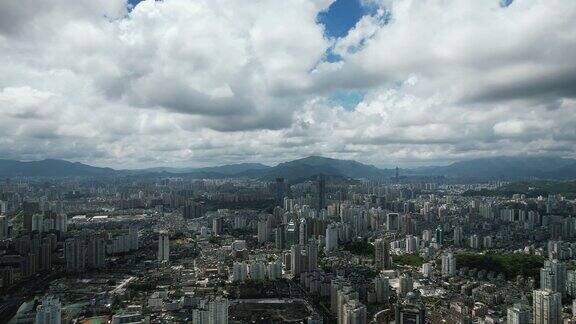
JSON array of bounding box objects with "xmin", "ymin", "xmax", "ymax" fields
[{"xmin": 158, "ymin": 232, "xmax": 170, "ymax": 262}]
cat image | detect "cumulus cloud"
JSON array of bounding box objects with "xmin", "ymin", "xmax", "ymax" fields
[{"xmin": 0, "ymin": 0, "xmax": 575, "ymax": 168}]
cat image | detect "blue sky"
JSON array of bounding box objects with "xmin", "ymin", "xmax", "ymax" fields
[{"xmin": 130, "ymin": 0, "xmax": 370, "ymax": 38}]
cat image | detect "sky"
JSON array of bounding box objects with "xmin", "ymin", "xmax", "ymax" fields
[{"xmin": 1, "ymin": 0, "xmax": 575, "ymax": 168}]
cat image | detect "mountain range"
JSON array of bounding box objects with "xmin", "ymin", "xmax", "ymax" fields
[{"xmin": 1, "ymin": 155, "xmax": 576, "ymax": 181}]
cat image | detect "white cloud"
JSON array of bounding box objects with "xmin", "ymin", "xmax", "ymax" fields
[{"xmin": 0, "ymin": 0, "xmax": 575, "ymax": 168}]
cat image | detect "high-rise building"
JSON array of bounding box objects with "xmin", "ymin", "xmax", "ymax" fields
[
  {"xmin": 258, "ymin": 219, "xmax": 269, "ymax": 244},
  {"xmin": 395, "ymin": 292, "xmax": 426, "ymax": 324},
  {"xmin": 387, "ymin": 213, "xmax": 400, "ymax": 231},
  {"xmin": 342, "ymin": 300, "xmax": 367, "ymax": 324},
  {"xmin": 507, "ymin": 299, "xmax": 531, "ymax": 324},
  {"xmin": 275, "ymin": 225, "xmax": 286, "ymax": 250},
  {"xmin": 316, "ymin": 175, "xmax": 326, "ymax": 212},
  {"xmin": 483, "ymin": 236, "xmax": 493, "ymax": 249},
  {"xmin": 374, "ymin": 239, "xmax": 391, "ymax": 270},
  {"xmin": 32, "ymin": 214, "xmax": 44, "ymax": 233},
  {"xmin": 398, "ymin": 274, "xmax": 413, "ymax": 297},
  {"xmin": 299, "ymin": 218, "xmax": 309, "ymax": 245},
  {"xmin": 405, "ymin": 235, "xmax": 418, "ymax": 253},
  {"xmin": 86, "ymin": 236, "xmax": 106, "ymax": 269},
  {"xmin": 213, "ymin": 217, "xmax": 224, "ymax": 236},
  {"xmin": 55, "ymin": 214, "xmax": 67, "ymax": 234},
  {"xmin": 533, "ymin": 289, "xmax": 561, "ymax": 324},
  {"xmin": 275, "ymin": 178, "xmax": 286, "ymax": 207},
  {"xmin": 441, "ymin": 252, "xmax": 456, "ymax": 277},
  {"xmin": 453, "ymin": 226, "xmax": 463, "ymax": 247},
  {"xmin": 291, "ymin": 244, "xmax": 302, "ymax": 276},
  {"xmin": 469, "ymin": 234, "xmax": 481, "ymax": 249},
  {"xmin": 374, "ymin": 275, "xmax": 390, "ymax": 303},
  {"xmin": 232, "ymin": 261, "xmax": 248, "ymax": 282},
  {"xmin": 35, "ymin": 296, "xmax": 61, "ymax": 324},
  {"xmin": 337, "ymin": 285, "xmax": 359, "ymax": 324},
  {"xmin": 326, "ymin": 224, "xmax": 339, "ymax": 252},
  {"xmin": 183, "ymin": 200, "xmax": 204, "ymax": 219},
  {"xmin": 0, "ymin": 215, "xmax": 8, "ymax": 240},
  {"xmin": 435, "ymin": 226, "xmax": 444, "ymax": 245},
  {"xmin": 540, "ymin": 259, "xmax": 567, "ymax": 297},
  {"xmin": 208, "ymin": 296, "xmax": 229, "ymax": 324},
  {"xmin": 65, "ymin": 237, "xmax": 85, "ymax": 273},
  {"xmin": 129, "ymin": 226, "xmax": 139, "ymax": 251},
  {"xmin": 158, "ymin": 232, "xmax": 170, "ymax": 262},
  {"xmin": 307, "ymin": 238, "xmax": 318, "ymax": 272},
  {"xmin": 40, "ymin": 238, "xmax": 52, "ymax": 271}
]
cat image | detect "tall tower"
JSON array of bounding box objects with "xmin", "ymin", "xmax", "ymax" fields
[
  {"xmin": 275, "ymin": 178, "xmax": 286, "ymax": 207},
  {"xmin": 291, "ymin": 244, "xmax": 302, "ymax": 276},
  {"xmin": 158, "ymin": 232, "xmax": 170, "ymax": 262},
  {"xmin": 316, "ymin": 175, "xmax": 326, "ymax": 212}
]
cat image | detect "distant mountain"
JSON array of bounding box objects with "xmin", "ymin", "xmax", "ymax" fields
[
  {"xmin": 0, "ymin": 159, "xmax": 116, "ymax": 177},
  {"xmin": 257, "ymin": 156, "xmax": 393, "ymax": 182},
  {"xmin": 195, "ymin": 163, "xmax": 270, "ymax": 175},
  {"xmin": 415, "ymin": 156, "xmax": 576, "ymax": 180},
  {"xmin": 140, "ymin": 163, "xmax": 269, "ymax": 175},
  {"xmin": 1, "ymin": 155, "xmax": 575, "ymax": 180}
]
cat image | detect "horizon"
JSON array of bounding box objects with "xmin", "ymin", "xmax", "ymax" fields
[
  {"xmin": 1, "ymin": 0, "xmax": 575, "ymax": 168},
  {"xmin": 0, "ymin": 153, "xmax": 572, "ymax": 171}
]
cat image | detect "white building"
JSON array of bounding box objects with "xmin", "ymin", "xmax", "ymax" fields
[
  {"xmin": 533, "ymin": 289, "xmax": 561, "ymax": 324},
  {"xmin": 441, "ymin": 252, "xmax": 456, "ymax": 277}
]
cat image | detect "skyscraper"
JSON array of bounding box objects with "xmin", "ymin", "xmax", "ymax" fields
[
  {"xmin": 540, "ymin": 259, "xmax": 567, "ymax": 297},
  {"xmin": 213, "ymin": 217, "xmax": 224, "ymax": 236},
  {"xmin": 435, "ymin": 226, "xmax": 444, "ymax": 245},
  {"xmin": 387, "ymin": 213, "xmax": 400, "ymax": 231},
  {"xmin": 55, "ymin": 214, "xmax": 67, "ymax": 234},
  {"xmin": 158, "ymin": 232, "xmax": 170, "ymax": 262},
  {"xmin": 316, "ymin": 175, "xmax": 326, "ymax": 212},
  {"xmin": 65, "ymin": 237, "xmax": 85, "ymax": 273},
  {"xmin": 441, "ymin": 252, "xmax": 456, "ymax": 277},
  {"xmin": 291, "ymin": 244, "xmax": 302, "ymax": 276},
  {"xmin": 374, "ymin": 238, "xmax": 391, "ymax": 270},
  {"xmin": 374, "ymin": 274, "xmax": 390, "ymax": 303},
  {"xmin": 0, "ymin": 215, "xmax": 8, "ymax": 240},
  {"xmin": 326, "ymin": 223, "xmax": 339, "ymax": 252},
  {"xmin": 86, "ymin": 236, "xmax": 106, "ymax": 269},
  {"xmin": 307, "ymin": 238, "xmax": 318, "ymax": 272},
  {"xmin": 453, "ymin": 226, "xmax": 463, "ymax": 247},
  {"xmin": 275, "ymin": 177, "xmax": 286, "ymax": 207},
  {"xmin": 533, "ymin": 289, "xmax": 561, "ymax": 324}
]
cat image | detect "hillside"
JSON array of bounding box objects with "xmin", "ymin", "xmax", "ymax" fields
[{"xmin": 0, "ymin": 159, "xmax": 116, "ymax": 177}]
